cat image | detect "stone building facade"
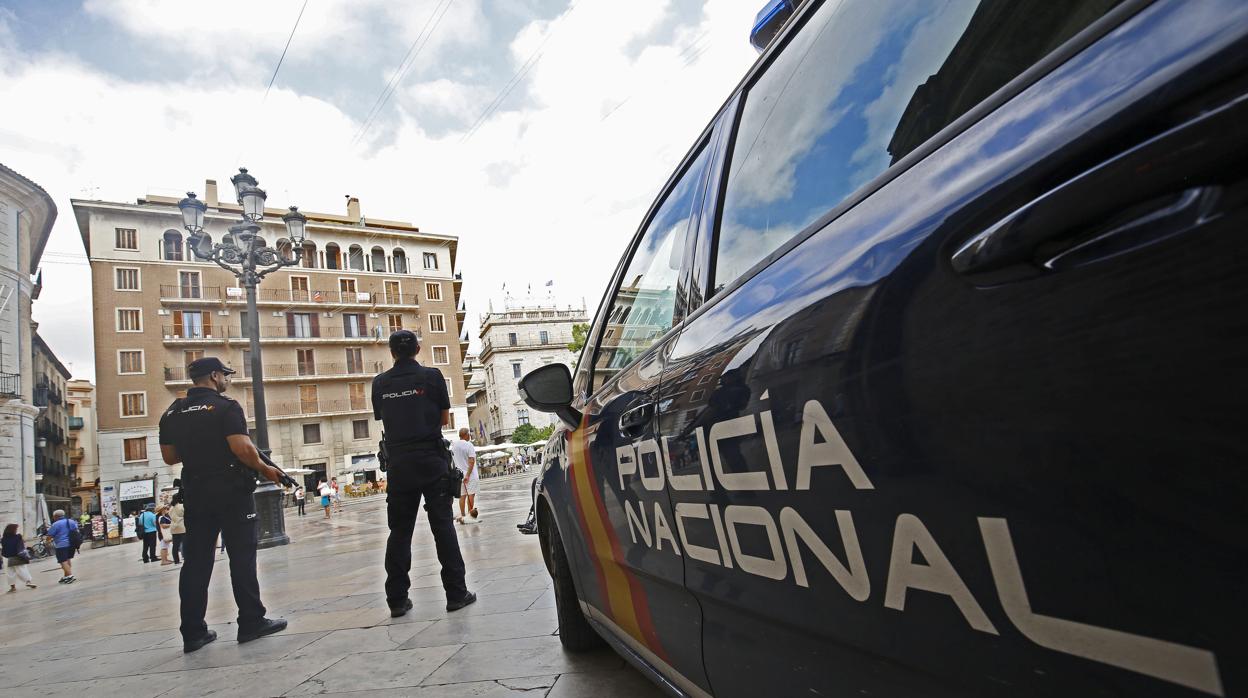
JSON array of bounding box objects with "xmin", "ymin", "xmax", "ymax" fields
[
  {"xmin": 475, "ymin": 297, "xmax": 587, "ymax": 443},
  {"xmin": 73, "ymin": 181, "xmax": 470, "ymax": 494},
  {"xmin": 32, "ymin": 333, "xmax": 72, "ymax": 515},
  {"xmin": 0, "ymin": 162, "xmax": 56, "ymax": 533}
]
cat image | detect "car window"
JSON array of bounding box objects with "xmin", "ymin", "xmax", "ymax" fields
[
  {"xmin": 712, "ymin": 0, "xmax": 1123, "ymax": 293},
  {"xmin": 591, "ymin": 145, "xmax": 711, "ymax": 393}
]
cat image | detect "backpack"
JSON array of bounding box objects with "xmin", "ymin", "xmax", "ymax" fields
[{"xmin": 69, "ymin": 522, "xmax": 83, "ymax": 550}]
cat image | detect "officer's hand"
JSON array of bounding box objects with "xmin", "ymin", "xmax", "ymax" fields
[{"xmin": 261, "ymin": 465, "xmax": 283, "ymax": 485}]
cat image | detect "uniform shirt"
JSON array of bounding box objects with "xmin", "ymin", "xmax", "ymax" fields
[
  {"xmin": 158, "ymin": 387, "xmax": 251, "ymax": 497},
  {"xmin": 451, "ymin": 439, "xmax": 477, "ymax": 482},
  {"xmin": 48, "ymin": 518, "xmax": 78, "ymax": 549},
  {"xmin": 371, "ymin": 358, "xmax": 450, "ymax": 444}
]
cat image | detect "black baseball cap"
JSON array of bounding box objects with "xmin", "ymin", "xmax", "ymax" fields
[
  {"xmin": 389, "ymin": 329, "xmax": 419, "ymax": 354},
  {"xmin": 187, "ymin": 357, "xmax": 236, "ymax": 379}
]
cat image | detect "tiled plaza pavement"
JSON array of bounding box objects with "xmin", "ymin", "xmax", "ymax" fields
[{"xmin": 0, "ymin": 474, "xmax": 664, "ymax": 697}]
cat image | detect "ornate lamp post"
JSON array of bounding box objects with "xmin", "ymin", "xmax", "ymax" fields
[{"xmin": 177, "ymin": 168, "xmax": 308, "ymax": 548}]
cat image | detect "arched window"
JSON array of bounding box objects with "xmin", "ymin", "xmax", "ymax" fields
[
  {"xmin": 301, "ymin": 241, "xmax": 317, "ymax": 268},
  {"xmin": 392, "ymin": 248, "xmax": 407, "ymax": 274},
  {"xmin": 325, "ymin": 243, "xmax": 342, "ymax": 270},
  {"xmin": 370, "ymin": 246, "xmax": 386, "ymax": 272},
  {"xmin": 348, "ymin": 245, "xmax": 365, "ymax": 271},
  {"xmin": 163, "ymin": 230, "xmax": 184, "ymax": 261},
  {"xmin": 277, "ymin": 239, "xmax": 294, "ymax": 262}
]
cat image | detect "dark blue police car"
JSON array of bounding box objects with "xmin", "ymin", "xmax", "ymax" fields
[{"xmin": 519, "ymin": 0, "xmax": 1247, "ymax": 695}]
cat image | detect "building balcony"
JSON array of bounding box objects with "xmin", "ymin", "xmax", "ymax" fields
[
  {"xmin": 247, "ymin": 399, "xmax": 372, "ymax": 422},
  {"xmin": 68, "ymin": 416, "xmax": 84, "ymax": 430},
  {"xmin": 480, "ymin": 336, "xmax": 569, "ymax": 358},
  {"xmin": 0, "ymin": 372, "xmax": 19, "ymax": 399},
  {"xmin": 158, "ymin": 285, "xmax": 421, "ymax": 309},
  {"xmin": 163, "ymin": 361, "xmax": 385, "ymax": 384},
  {"xmin": 162, "ymin": 325, "xmax": 389, "ymax": 345},
  {"xmin": 68, "ymin": 447, "xmax": 85, "ymax": 462}
]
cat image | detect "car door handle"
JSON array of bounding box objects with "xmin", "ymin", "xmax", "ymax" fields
[
  {"xmin": 951, "ymin": 90, "xmax": 1248, "ymax": 282},
  {"xmin": 619, "ymin": 401, "xmax": 654, "ymax": 437}
]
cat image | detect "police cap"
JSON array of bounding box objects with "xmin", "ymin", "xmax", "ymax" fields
[
  {"xmin": 187, "ymin": 356, "xmax": 236, "ymax": 379},
  {"xmin": 389, "ymin": 329, "xmax": 419, "ymax": 356}
]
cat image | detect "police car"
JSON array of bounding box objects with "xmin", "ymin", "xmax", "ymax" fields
[{"xmin": 518, "ymin": 0, "xmax": 1247, "ymax": 695}]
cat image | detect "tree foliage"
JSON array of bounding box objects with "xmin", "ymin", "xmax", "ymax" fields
[
  {"xmin": 512, "ymin": 423, "xmax": 555, "ymax": 444},
  {"xmin": 567, "ymin": 323, "xmax": 591, "ymax": 354}
]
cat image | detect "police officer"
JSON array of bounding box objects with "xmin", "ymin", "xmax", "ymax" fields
[
  {"xmin": 373, "ymin": 330, "xmax": 476, "ymax": 617},
  {"xmin": 158, "ymin": 357, "xmax": 287, "ymax": 653}
]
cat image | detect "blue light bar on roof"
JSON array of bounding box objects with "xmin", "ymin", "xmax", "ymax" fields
[{"xmin": 750, "ymin": 0, "xmax": 796, "ymax": 52}]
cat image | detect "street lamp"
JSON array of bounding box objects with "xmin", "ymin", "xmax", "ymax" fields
[{"xmin": 177, "ymin": 167, "xmax": 308, "ymax": 548}]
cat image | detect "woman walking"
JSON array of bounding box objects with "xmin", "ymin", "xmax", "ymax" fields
[
  {"xmin": 318, "ymin": 481, "xmax": 333, "ymax": 519},
  {"xmin": 2, "ymin": 524, "xmax": 37, "ymax": 592},
  {"xmin": 169, "ymin": 494, "xmax": 185, "ymax": 564},
  {"xmin": 157, "ymin": 506, "xmax": 173, "ymax": 565}
]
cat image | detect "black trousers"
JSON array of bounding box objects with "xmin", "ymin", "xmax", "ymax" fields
[
  {"xmin": 171, "ymin": 533, "xmax": 184, "ymax": 563},
  {"xmin": 142, "ymin": 531, "xmax": 157, "ymax": 562},
  {"xmin": 385, "ymin": 478, "xmax": 468, "ymax": 606},
  {"xmin": 296, "ymin": 499, "xmax": 305, "ymax": 515},
  {"xmin": 179, "ymin": 492, "xmax": 266, "ymax": 640}
]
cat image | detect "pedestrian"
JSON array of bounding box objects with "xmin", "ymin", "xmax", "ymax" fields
[
  {"xmin": 294, "ymin": 485, "xmax": 306, "ymax": 516},
  {"xmin": 158, "ymin": 506, "xmax": 174, "ymax": 565},
  {"xmin": 318, "ymin": 480, "xmax": 333, "ymax": 519},
  {"xmin": 451, "ymin": 428, "xmax": 479, "ymax": 524},
  {"xmin": 140, "ymin": 503, "xmax": 159, "ymax": 563},
  {"xmin": 2, "ymin": 524, "xmax": 37, "ymax": 591},
  {"xmin": 373, "ymin": 329, "xmax": 475, "ymax": 617},
  {"xmin": 46, "ymin": 510, "xmax": 80, "ymax": 584},
  {"xmin": 158, "ymin": 356, "xmax": 287, "ymax": 653},
  {"xmin": 331, "ymin": 477, "xmax": 344, "ymax": 514},
  {"xmin": 169, "ymin": 493, "xmax": 186, "ymax": 564}
]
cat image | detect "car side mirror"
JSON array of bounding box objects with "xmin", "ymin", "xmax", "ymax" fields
[{"xmin": 519, "ymin": 364, "xmax": 581, "ymax": 429}]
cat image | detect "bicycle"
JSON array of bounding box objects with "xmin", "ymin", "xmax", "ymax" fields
[{"xmin": 29, "ymin": 538, "xmax": 50, "ymax": 558}]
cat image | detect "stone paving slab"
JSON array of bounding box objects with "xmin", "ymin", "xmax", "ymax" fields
[{"xmin": 0, "ymin": 476, "xmax": 663, "ymax": 697}]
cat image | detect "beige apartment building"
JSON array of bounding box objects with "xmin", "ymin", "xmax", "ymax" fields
[
  {"xmin": 67, "ymin": 379, "xmax": 99, "ymax": 515},
  {"xmin": 72, "ymin": 181, "xmax": 469, "ymax": 494}
]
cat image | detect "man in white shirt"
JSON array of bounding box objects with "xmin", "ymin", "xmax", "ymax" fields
[{"xmin": 450, "ymin": 428, "xmax": 479, "ymax": 524}]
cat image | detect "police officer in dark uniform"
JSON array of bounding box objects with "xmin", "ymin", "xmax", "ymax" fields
[
  {"xmin": 158, "ymin": 357, "xmax": 288, "ymax": 652},
  {"xmin": 373, "ymin": 330, "xmax": 476, "ymax": 617}
]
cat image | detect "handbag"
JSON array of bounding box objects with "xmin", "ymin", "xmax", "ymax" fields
[{"xmin": 13, "ymin": 549, "xmax": 31, "ymax": 564}]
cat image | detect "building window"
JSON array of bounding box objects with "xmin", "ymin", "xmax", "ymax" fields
[
  {"xmin": 297, "ymin": 349, "xmax": 315, "ymax": 376},
  {"xmin": 508, "ymin": 332, "xmax": 517, "ymax": 346},
  {"xmin": 179, "ymin": 271, "xmax": 202, "ymax": 299},
  {"xmin": 299, "ymin": 385, "xmax": 319, "ymax": 414},
  {"xmin": 288, "ymin": 312, "xmax": 316, "ymax": 338},
  {"xmin": 343, "ymin": 313, "xmax": 366, "ymax": 338},
  {"xmin": 346, "ymin": 347, "xmax": 363, "ymax": 374},
  {"xmin": 539, "ymin": 330, "xmax": 549, "ymax": 344},
  {"xmin": 512, "ymin": 362, "xmax": 522, "ymax": 379},
  {"xmin": 393, "ymin": 249, "xmax": 407, "ymax": 274},
  {"xmin": 352, "ymin": 419, "xmax": 369, "ymax": 440},
  {"xmin": 120, "ymin": 392, "xmax": 147, "ymax": 417},
  {"xmin": 423, "ymin": 252, "xmax": 438, "ymax": 270},
  {"xmin": 428, "ymin": 314, "xmax": 445, "ymax": 333},
  {"xmin": 117, "ymin": 308, "xmax": 142, "ymax": 332},
  {"xmin": 115, "ymin": 267, "xmax": 140, "ymax": 291},
  {"xmin": 115, "ymin": 228, "xmax": 138, "ymax": 250},
  {"xmin": 384, "ymin": 280, "xmax": 402, "ymax": 304},
  {"xmin": 172, "ymin": 310, "xmax": 210, "ymax": 339},
  {"xmin": 302, "ymin": 423, "xmax": 321, "ymax": 444},
  {"xmin": 118, "ymin": 350, "xmax": 144, "ymax": 375},
  {"xmin": 432, "ymin": 346, "xmax": 449, "ymax": 365},
  {"xmin": 238, "ymin": 350, "xmax": 249, "ymax": 377},
  {"xmin": 518, "ymin": 408, "xmax": 530, "ymax": 426},
  {"xmin": 163, "ymin": 230, "xmax": 184, "ymax": 260},
  {"xmin": 123, "ymin": 437, "xmax": 147, "ymax": 462},
  {"xmin": 387, "ymin": 314, "xmax": 403, "ymax": 333},
  {"xmin": 444, "ymin": 378, "xmax": 453, "ymax": 398},
  {"xmin": 290, "ymin": 276, "xmax": 310, "ymax": 301},
  {"xmin": 338, "ymin": 278, "xmax": 357, "ymax": 299},
  {"xmin": 425, "ymin": 282, "xmax": 442, "ymax": 301},
  {"xmin": 349, "ymin": 382, "xmax": 367, "ymax": 411}
]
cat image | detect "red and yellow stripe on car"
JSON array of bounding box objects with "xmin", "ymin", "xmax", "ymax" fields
[{"xmin": 566, "ymin": 415, "xmax": 667, "ymax": 661}]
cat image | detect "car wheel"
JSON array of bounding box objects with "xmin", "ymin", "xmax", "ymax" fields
[{"xmin": 544, "ymin": 509, "xmax": 605, "ymax": 652}]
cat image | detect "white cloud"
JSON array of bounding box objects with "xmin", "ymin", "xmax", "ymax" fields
[{"xmin": 7, "ymin": 0, "xmax": 762, "ymax": 381}]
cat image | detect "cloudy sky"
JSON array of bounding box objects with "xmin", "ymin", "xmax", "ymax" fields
[{"xmin": 1, "ymin": 0, "xmax": 763, "ymax": 381}]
